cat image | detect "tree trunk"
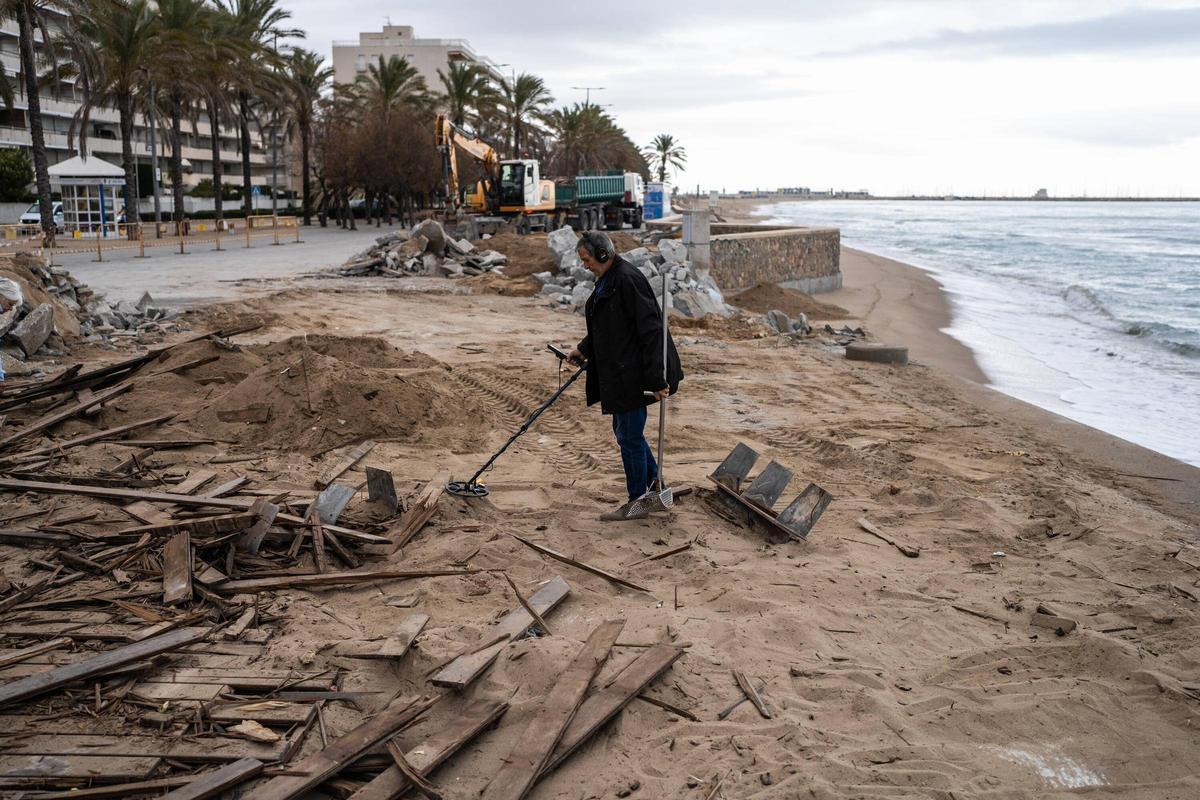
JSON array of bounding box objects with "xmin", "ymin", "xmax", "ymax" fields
[
  {"xmin": 239, "ymin": 92, "xmax": 252, "ymax": 217},
  {"xmin": 208, "ymin": 98, "xmax": 223, "ymax": 223},
  {"xmin": 117, "ymin": 91, "xmax": 140, "ymax": 239},
  {"xmin": 16, "ymin": 1, "xmax": 53, "ymax": 247},
  {"xmin": 169, "ymin": 95, "xmax": 184, "ymax": 228},
  {"xmin": 300, "ymin": 121, "xmax": 311, "ymax": 226}
]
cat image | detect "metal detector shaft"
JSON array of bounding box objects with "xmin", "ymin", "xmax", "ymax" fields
[{"xmin": 461, "ymin": 361, "xmax": 586, "ymax": 487}]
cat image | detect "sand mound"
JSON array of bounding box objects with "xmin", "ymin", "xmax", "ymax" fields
[
  {"xmin": 473, "ymin": 230, "xmax": 642, "ymax": 279},
  {"xmin": 98, "ymin": 335, "xmax": 489, "ymax": 456},
  {"xmin": 671, "ymin": 310, "xmax": 772, "ymax": 340},
  {"xmin": 461, "ymin": 272, "xmax": 542, "ymax": 297},
  {"xmin": 730, "ymin": 281, "xmax": 849, "ymax": 320}
]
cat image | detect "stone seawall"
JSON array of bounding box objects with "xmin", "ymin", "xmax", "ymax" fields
[{"xmin": 645, "ymin": 221, "xmax": 841, "ymax": 294}]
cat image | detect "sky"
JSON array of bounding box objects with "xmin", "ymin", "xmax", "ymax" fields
[{"xmin": 284, "ymin": 1, "xmax": 1200, "ymax": 197}]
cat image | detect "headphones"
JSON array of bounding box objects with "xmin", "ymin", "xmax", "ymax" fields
[{"xmin": 579, "ymin": 231, "xmax": 612, "ymax": 263}]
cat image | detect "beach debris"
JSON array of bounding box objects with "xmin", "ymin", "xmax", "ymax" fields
[
  {"xmin": 845, "ymin": 341, "xmax": 909, "ymax": 365},
  {"xmin": 338, "ymin": 220, "xmax": 508, "ymax": 278},
  {"xmin": 857, "ymin": 517, "xmax": 921, "ymax": 557},
  {"xmin": 705, "ymin": 442, "xmax": 833, "ymax": 542}
]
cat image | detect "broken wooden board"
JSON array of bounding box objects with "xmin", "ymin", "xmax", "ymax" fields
[
  {"xmin": 0, "ymin": 382, "xmax": 134, "ymax": 451},
  {"xmin": 0, "ymin": 733, "xmax": 284, "ymax": 763},
  {"xmin": 7, "ymin": 774, "xmax": 194, "ymax": 798},
  {"xmin": 706, "ymin": 442, "xmax": 833, "ymax": 542},
  {"xmin": 363, "ymin": 613, "xmax": 430, "ymax": 659},
  {"xmin": 431, "ymin": 576, "xmax": 570, "ymax": 690},
  {"xmin": 544, "ymin": 644, "xmax": 684, "ymax": 773},
  {"xmin": 0, "ymin": 638, "xmax": 71, "ymax": 669},
  {"xmin": 307, "ymin": 505, "xmax": 329, "ymax": 574},
  {"xmin": 481, "ymin": 619, "xmax": 625, "ymax": 800},
  {"xmin": 252, "ymin": 696, "xmax": 439, "ymax": 800},
  {"xmin": 214, "ymin": 569, "xmax": 474, "ymax": 594},
  {"xmin": 238, "ymin": 498, "xmax": 279, "ymax": 555},
  {"xmin": 316, "ymin": 440, "xmax": 376, "ymax": 489},
  {"xmin": 139, "ymin": 668, "xmax": 335, "ymax": 692},
  {"xmin": 162, "ymin": 532, "xmax": 193, "ymax": 605},
  {"xmin": 366, "ymin": 467, "xmax": 399, "ymax": 514},
  {"xmin": 0, "ymin": 627, "xmax": 206, "ymax": 708},
  {"xmin": 0, "ymin": 413, "xmax": 176, "ymax": 466},
  {"xmin": 111, "ymin": 512, "xmax": 258, "ymax": 540},
  {"xmin": 733, "ymin": 670, "xmax": 772, "ymax": 719},
  {"xmin": 347, "ymin": 699, "xmax": 508, "ymax": 800},
  {"xmin": 158, "ymin": 757, "xmax": 264, "ymax": 800},
  {"xmin": 386, "ymin": 470, "xmax": 450, "ymax": 549},
  {"xmin": 0, "ymin": 755, "xmax": 161, "ymax": 785},
  {"xmin": 511, "ymin": 535, "xmax": 649, "ymax": 593},
  {"xmin": 209, "ymin": 701, "xmax": 312, "ymax": 726},
  {"xmin": 857, "ymin": 517, "xmax": 920, "ymax": 558}
]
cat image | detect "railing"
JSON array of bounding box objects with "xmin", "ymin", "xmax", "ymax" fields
[{"xmin": 0, "ymin": 214, "xmax": 305, "ymax": 261}]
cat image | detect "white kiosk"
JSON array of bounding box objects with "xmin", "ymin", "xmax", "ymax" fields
[{"xmin": 48, "ymin": 155, "xmax": 125, "ymax": 237}]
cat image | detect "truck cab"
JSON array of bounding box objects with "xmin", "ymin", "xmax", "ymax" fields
[{"xmin": 498, "ymin": 160, "xmax": 554, "ymax": 213}]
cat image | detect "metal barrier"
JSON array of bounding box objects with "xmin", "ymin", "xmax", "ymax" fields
[{"xmin": 0, "ymin": 215, "xmax": 306, "ymax": 259}]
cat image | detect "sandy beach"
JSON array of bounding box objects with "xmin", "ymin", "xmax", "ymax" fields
[{"xmin": 1, "ymin": 227, "xmax": 1198, "ymax": 797}]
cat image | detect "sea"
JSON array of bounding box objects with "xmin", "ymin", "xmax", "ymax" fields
[{"xmin": 758, "ymin": 200, "xmax": 1200, "ymax": 467}]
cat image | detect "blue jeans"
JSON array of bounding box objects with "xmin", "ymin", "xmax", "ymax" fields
[{"xmin": 612, "ymin": 407, "xmax": 659, "ymax": 502}]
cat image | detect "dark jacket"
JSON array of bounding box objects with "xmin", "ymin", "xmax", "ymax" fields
[{"xmin": 577, "ymin": 256, "xmax": 683, "ymax": 414}]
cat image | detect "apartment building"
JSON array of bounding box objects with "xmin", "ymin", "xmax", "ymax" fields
[
  {"xmin": 331, "ymin": 25, "xmax": 505, "ymax": 93},
  {"xmin": 0, "ymin": 17, "xmax": 284, "ymax": 211}
]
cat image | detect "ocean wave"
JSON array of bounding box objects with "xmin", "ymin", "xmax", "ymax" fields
[{"xmin": 1061, "ymin": 285, "xmax": 1200, "ymax": 358}]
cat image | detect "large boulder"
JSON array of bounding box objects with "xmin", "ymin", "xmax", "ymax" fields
[
  {"xmin": 532, "ymin": 271, "xmax": 554, "ymax": 286},
  {"xmin": 658, "ymin": 239, "xmax": 687, "ymax": 264},
  {"xmin": 622, "ymin": 247, "xmax": 652, "ymax": 265},
  {"xmin": 558, "ymin": 248, "xmax": 584, "ymax": 274},
  {"xmin": 766, "ymin": 309, "xmax": 792, "ymax": 334},
  {"xmin": 571, "ymin": 282, "xmax": 594, "ymax": 307},
  {"xmin": 673, "ymin": 289, "xmax": 729, "ymax": 319},
  {"xmin": 412, "ymin": 220, "xmax": 447, "ymax": 255},
  {"xmin": 7, "ymin": 303, "xmax": 54, "ymax": 356},
  {"xmin": 547, "ymin": 227, "xmax": 579, "ymax": 266},
  {"xmin": 541, "ymin": 283, "xmax": 569, "ymax": 296},
  {"xmin": 0, "ymin": 306, "xmax": 17, "ymax": 338}
]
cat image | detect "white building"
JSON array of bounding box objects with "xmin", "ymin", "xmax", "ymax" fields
[{"xmin": 332, "ymin": 25, "xmax": 506, "ymax": 94}]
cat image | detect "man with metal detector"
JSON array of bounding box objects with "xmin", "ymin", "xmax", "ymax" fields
[{"xmin": 568, "ymin": 231, "xmax": 683, "ymax": 522}]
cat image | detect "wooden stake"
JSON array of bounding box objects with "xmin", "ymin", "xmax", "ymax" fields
[{"xmin": 502, "ymin": 572, "xmax": 552, "ymax": 636}]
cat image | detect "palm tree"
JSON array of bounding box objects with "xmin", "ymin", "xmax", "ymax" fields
[
  {"xmin": 283, "ymin": 48, "xmax": 331, "ymax": 226},
  {"xmin": 217, "ymin": 0, "xmax": 301, "ymax": 216},
  {"xmin": 4, "ymin": 0, "xmax": 58, "ymax": 245},
  {"xmin": 502, "ymin": 72, "xmax": 552, "ymax": 154},
  {"xmin": 199, "ymin": 5, "xmax": 243, "ymax": 225},
  {"xmin": 547, "ymin": 103, "xmax": 646, "ymax": 176},
  {"xmin": 56, "ymin": 0, "xmax": 158, "ymax": 238},
  {"xmin": 437, "ymin": 61, "xmax": 499, "ymax": 131},
  {"xmin": 151, "ymin": 0, "xmax": 215, "ymax": 227},
  {"xmin": 354, "ymin": 54, "xmax": 427, "ymax": 122},
  {"xmin": 643, "ymin": 133, "xmax": 687, "ymax": 182}
]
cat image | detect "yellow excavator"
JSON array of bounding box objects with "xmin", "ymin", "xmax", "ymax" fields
[
  {"xmin": 435, "ymin": 113, "xmax": 555, "ymax": 218},
  {"xmin": 434, "ymin": 114, "xmax": 646, "ymax": 233}
]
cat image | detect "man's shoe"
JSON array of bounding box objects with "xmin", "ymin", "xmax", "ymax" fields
[{"xmin": 599, "ymin": 500, "xmax": 649, "ymax": 522}]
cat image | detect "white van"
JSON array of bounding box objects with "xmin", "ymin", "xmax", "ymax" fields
[{"xmin": 20, "ymin": 200, "xmax": 64, "ymax": 229}]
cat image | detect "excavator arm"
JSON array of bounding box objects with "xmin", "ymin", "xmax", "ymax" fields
[{"xmin": 435, "ymin": 114, "xmax": 499, "ymax": 211}]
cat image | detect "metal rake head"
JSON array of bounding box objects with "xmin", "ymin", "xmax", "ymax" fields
[{"xmin": 627, "ymin": 486, "xmax": 674, "ymax": 517}]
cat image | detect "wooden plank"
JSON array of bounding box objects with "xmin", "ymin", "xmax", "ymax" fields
[
  {"xmin": 0, "ymin": 733, "xmax": 282, "ymax": 762},
  {"xmin": 0, "ymin": 627, "xmax": 206, "ymax": 709},
  {"xmin": 377, "ymin": 613, "xmax": 429, "ymax": 658},
  {"xmin": 172, "ymin": 470, "xmax": 218, "ymax": 496},
  {"xmin": 856, "ymin": 517, "xmax": 918, "ymax": 557},
  {"xmin": 110, "ymin": 512, "xmax": 258, "ymax": 540},
  {"xmin": 0, "ymin": 755, "xmax": 160, "ymax": 784},
  {"xmin": 431, "ymin": 576, "xmax": 570, "ymax": 690},
  {"xmin": 503, "ymin": 573, "xmax": 552, "ymax": 636},
  {"xmin": 307, "ymin": 505, "xmax": 329, "ymax": 574},
  {"xmin": 315, "ymin": 440, "xmax": 376, "ymax": 489},
  {"xmin": 733, "ymin": 670, "xmax": 772, "ymax": 718},
  {"xmin": 708, "ymin": 442, "xmax": 759, "ymax": 492},
  {"xmin": 14, "ymin": 775, "xmax": 194, "ymax": 798},
  {"xmin": 140, "ymin": 668, "xmax": 335, "ymax": 692},
  {"xmin": 387, "ymin": 470, "xmax": 449, "ymax": 549},
  {"xmin": 252, "ymin": 696, "xmax": 439, "ymax": 800},
  {"xmin": 776, "ymin": 482, "xmax": 833, "ymax": 540},
  {"xmin": 0, "ymin": 638, "xmax": 71, "ymax": 669},
  {"xmin": 163, "ymin": 531, "xmax": 193, "ymax": 605},
  {"xmin": 544, "ymin": 644, "xmax": 683, "ymax": 773},
  {"xmin": 0, "ymin": 414, "xmax": 176, "ymax": 465},
  {"xmin": 510, "ymin": 535, "xmax": 650, "ymax": 593},
  {"xmin": 741, "ymin": 460, "xmax": 793, "ymax": 510},
  {"xmin": 0, "ymin": 529, "xmax": 75, "ymax": 546},
  {"xmin": 209, "ymin": 702, "xmax": 312, "ymax": 725},
  {"xmin": 0, "ymin": 382, "xmax": 134, "ymax": 451},
  {"xmin": 214, "ymin": 568, "xmax": 473, "ymax": 594},
  {"xmin": 0, "ymin": 479, "xmax": 385, "ymax": 544},
  {"xmin": 481, "ymin": 619, "xmax": 624, "ymax": 800},
  {"xmin": 158, "ymin": 757, "xmax": 264, "ymax": 800},
  {"xmin": 131, "ymin": 682, "xmax": 228, "ymax": 702},
  {"xmin": 347, "ymin": 699, "xmax": 508, "ymax": 800}
]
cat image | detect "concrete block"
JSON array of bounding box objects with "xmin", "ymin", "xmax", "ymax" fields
[
  {"xmin": 658, "ymin": 239, "xmax": 687, "ymax": 264},
  {"xmin": 412, "ymin": 219, "xmax": 447, "ymax": 255},
  {"xmin": 8, "ymin": 303, "xmax": 54, "ymax": 356},
  {"xmin": 448, "ymin": 237, "xmax": 475, "ymax": 256}
]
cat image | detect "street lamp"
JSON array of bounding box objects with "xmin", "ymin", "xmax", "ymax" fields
[{"xmin": 571, "ymin": 86, "xmax": 605, "ymax": 106}]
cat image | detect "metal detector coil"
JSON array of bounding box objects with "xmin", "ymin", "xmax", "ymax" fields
[{"xmin": 446, "ymin": 344, "xmax": 586, "ymax": 500}]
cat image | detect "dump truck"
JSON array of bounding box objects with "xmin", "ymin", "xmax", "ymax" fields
[{"xmin": 437, "ymin": 114, "xmax": 644, "ymax": 233}]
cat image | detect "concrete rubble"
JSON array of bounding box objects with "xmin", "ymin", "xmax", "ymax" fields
[
  {"xmin": 339, "ymin": 219, "xmax": 508, "ymax": 279},
  {"xmin": 535, "ymin": 229, "xmax": 733, "ymax": 319}
]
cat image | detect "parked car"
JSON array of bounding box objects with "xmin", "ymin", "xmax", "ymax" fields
[{"xmin": 19, "ymin": 201, "xmax": 64, "ymax": 230}]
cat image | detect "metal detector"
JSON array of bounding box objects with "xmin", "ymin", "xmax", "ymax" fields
[{"xmin": 446, "ymin": 344, "xmax": 586, "ymax": 498}]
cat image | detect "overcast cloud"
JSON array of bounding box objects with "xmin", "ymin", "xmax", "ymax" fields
[{"xmin": 286, "ymin": 0, "xmax": 1200, "ymax": 196}]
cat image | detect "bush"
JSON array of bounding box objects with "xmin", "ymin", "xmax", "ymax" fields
[{"xmin": 0, "ymin": 148, "xmax": 33, "ymax": 202}]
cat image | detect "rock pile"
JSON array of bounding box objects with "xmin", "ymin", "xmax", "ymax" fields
[
  {"xmin": 1, "ymin": 255, "xmax": 181, "ymax": 377},
  {"xmin": 339, "ymin": 220, "xmax": 507, "ymax": 279},
  {"xmin": 536, "ymin": 228, "xmax": 731, "ymax": 318}
]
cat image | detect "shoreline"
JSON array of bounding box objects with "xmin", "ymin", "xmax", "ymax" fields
[{"xmin": 728, "ymin": 198, "xmax": 1199, "ymax": 511}]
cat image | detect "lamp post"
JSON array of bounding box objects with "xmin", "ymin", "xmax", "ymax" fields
[{"xmin": 571, "ymin": 86, "xmax": 605, "ymax": 106}]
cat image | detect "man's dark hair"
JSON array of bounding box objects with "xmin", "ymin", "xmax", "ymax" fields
[{"xmin": 577, "ymin": 230, "xmax": 614, "ymax": 263}]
